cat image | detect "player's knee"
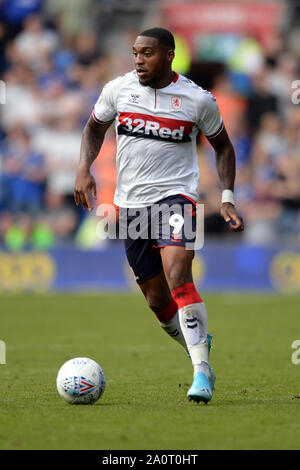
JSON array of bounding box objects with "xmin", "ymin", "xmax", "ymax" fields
[{"xmin": 145, "ymin": 293, "xmax": 170, "ymax": 314}]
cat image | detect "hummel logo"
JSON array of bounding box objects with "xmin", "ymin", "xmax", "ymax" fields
[
  {"xmin": 129, "ymin": 93, "xmax": 140, "ymax": 103},
  {"xmin": 171, "ymin": 233, "xmax": 182, "ymax": 241}
]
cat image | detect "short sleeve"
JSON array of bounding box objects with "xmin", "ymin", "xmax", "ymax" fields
[
  {"xmin": 92, "ymin": 77, "xmax": 121, "ymax": 124},
  {"xmin": 196, "ymin": 91, "xmax": 224, "ymax": 138}
]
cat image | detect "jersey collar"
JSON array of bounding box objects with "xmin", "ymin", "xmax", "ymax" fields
[{"xmin": 172, "ymin": 72, "xmax": 179, "ymax": 83}]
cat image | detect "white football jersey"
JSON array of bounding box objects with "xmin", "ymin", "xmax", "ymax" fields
[{"xmin": 93, "ymin": 70, "xmax": 223, "ymax": 208}]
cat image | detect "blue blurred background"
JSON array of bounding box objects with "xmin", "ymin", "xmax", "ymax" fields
[{"xmin": 0, "ymin": 0, "xmax": 299, "ymax": 293}]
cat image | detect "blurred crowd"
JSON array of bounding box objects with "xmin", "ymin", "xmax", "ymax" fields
[{"xmin": 0, "ymin": 0, "xmax": 299, "ymax": 250}]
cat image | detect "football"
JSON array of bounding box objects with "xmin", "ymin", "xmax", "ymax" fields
[{"xmin": 56, "ymin": 357, "xmax": 106, "ymax": 404}]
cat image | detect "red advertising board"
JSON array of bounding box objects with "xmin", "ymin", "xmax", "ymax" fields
[{"xmin": 162, "ymin": 1, "xmax": 283, "ymax": 53}]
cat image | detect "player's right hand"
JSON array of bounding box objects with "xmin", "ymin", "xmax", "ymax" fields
[
  {"xmin": 220, "ymin": 202, "xmax": 244, "ymax": 232},
  {"xmin": 74, "ymin": 170, "xmax": 97, "ymax": 212}
]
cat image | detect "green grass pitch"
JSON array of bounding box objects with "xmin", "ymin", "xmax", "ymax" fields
[{"xmin": 0, "ymin": 292, "xmax": 299, "ymax": 450}]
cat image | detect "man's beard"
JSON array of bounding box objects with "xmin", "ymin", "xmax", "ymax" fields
[
  {"xmin": 139, "ymin": 77, "xmax": 156, "ymax": 87},
  {"xmin": 138, "ymin": 67, "xmax": 165, "ymax": 88}
]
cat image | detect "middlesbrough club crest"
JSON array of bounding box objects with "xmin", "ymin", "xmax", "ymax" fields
[{"xmin": 171, "ymin": 96, "xmax": 182, "ymax": 111}]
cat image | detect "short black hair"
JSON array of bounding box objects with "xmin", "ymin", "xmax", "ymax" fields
[{"xmin": 138, "ymin": 27, "xmax": 175, "ymax": 50}]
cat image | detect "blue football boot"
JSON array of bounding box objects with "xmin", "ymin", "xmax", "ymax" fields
[{"xmin": 187, "ymin": 371, "xmax": 213, "ymax": 404}]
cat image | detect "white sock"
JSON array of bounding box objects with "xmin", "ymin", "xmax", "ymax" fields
[
  {"xmin": 194, "ymin": 361, "xmax": 211, "ymax": 378},
  {"xmin": 178, "ymin": 302, "xmax": 210, "ymax": 377},
  {"xmin": 160, "ymin": 311, "xmax": 189, "ymax": 354}
]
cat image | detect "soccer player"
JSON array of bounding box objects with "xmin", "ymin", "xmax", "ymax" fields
[{"xmin": 74, "ymin": 27, "xmax": 244, "ymax": 404}]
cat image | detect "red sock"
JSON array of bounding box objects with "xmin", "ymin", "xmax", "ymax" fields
[
  {"xmin": 153, "ymin": 298, "xmax": 178, "ymax": 323},
  {"xmin": 171, "ymin": 283, "xmax": 203, "ymax": 310}
]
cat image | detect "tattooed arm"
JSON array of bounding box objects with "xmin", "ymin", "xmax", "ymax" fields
[
  {"xmin": 207, "ymin": 127, "xmax": 244, "ymax": 232},
  {"xmin": 74, "ymin": 116, "xmax": 112, "ymax": 211}
]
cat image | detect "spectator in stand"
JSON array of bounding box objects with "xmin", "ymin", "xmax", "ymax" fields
[
  {"xmin": 34, "ymin": 112, "xmax": 81, "ymax": 204},
  {"xmin": 267, "ymin": 108, "xmax": 300, "ymax": 240},
  {"xmin": 66, "ymin": 31, "xmax": 104, "ymax": 88},
  {"xmin": 0, "ymin": 0, "xmax": 43, "ymax": 40},
  {"xmin": 32, "ymin": 110, "xmax": 82, "ymax": 241},
  {"xmin": 1, "ymin": 61, "xmax": 41, "ymax": 131},
  {"xmin": 14, "ymin": 14, "xmax": 58, "ymax": 71},
  {"xmin": 45, "ymin": 0, "xmax": 97, "ymax": 37},
  {"xmin": 242, "ymin": 110, "xmax": 300, "ymax": 244},
  {"xmin": 75, "ymin": 30, "xmax": 102, "ymax": 67},
  {"xmin": 2, "ymin": 124, "xmax": 46, "ymax": 216},
  {"xmin": 246, "ymin": 69, "xmax": 278, "ymax": 134},
  {"xmin": 265, "ymin": 52, "xmax": 299, "ymax": 120}
]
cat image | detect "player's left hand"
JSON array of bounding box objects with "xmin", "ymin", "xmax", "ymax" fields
[{"xmin": 220, "ymin": 203, "xmax": 244, "ymax": 232}]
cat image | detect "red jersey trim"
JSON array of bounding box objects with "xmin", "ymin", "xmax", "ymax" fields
[
  {"xmin": 92, "ymin": 110, "xmax": 113, "ymax": 124},
  {"xmin": 152, "ymin": 243, "xmax": 186, "ymax": 249},
  {"xmin": 205, "ymin": 120, "xmax": 224, "ymax": 139},
  {"xmin": 180, "ymin": 194, "xmax": 197, "ymax": 206},
  {"xmin": 172, "ymin": 72, "xmax": 179, "ymax": 83}
]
